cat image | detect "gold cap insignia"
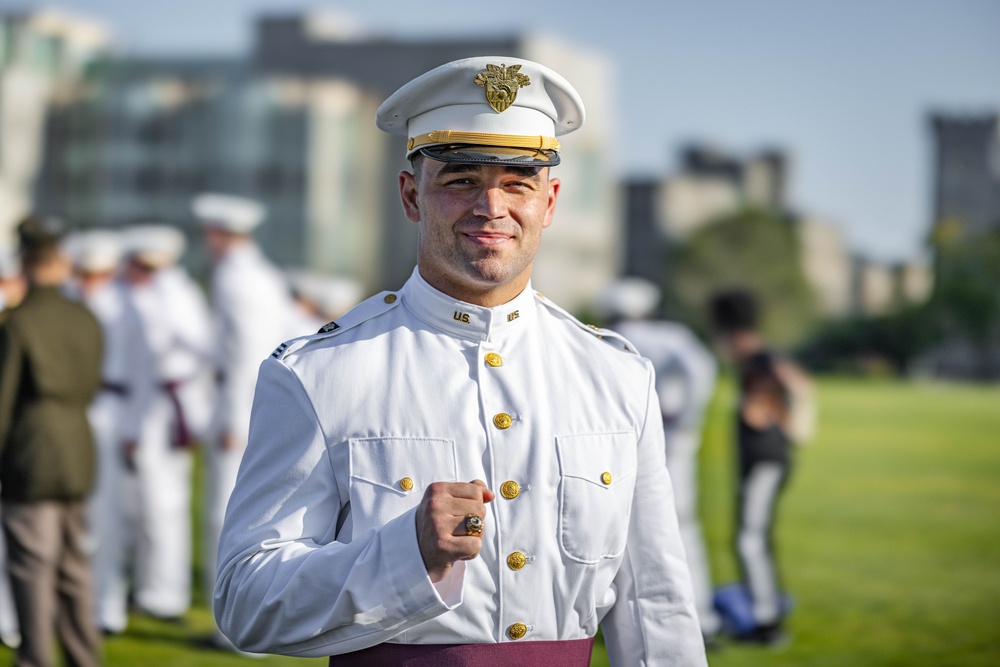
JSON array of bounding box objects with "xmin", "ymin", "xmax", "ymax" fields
[{"xmin": 474, "ymin": 63, "xmax": 531, "ymax": 114}]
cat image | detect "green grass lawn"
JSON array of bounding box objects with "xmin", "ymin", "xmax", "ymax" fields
[{"xmin": 2, "ymin": 377, "xmax": 998, "ymax": 665}]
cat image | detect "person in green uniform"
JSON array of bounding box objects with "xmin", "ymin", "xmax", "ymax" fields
[{"xmin": 0, "ymin": 216, "xmax": 103, "ymax": 667}]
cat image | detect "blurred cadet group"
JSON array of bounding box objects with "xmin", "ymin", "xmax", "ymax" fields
[{"xmin": 0, "ymin": 195, "xmax": 362, "ymax": 665}]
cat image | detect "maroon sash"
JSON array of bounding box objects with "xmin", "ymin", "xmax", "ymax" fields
[
  {"xmin": 161, "ymin": 380, "xmax": 194, "ymax": 449},
  {"xmin": 329, "ymin": 637, "xmax": 595, "ymax": 666}
]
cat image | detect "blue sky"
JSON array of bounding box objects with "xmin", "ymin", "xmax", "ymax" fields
[{"xmin": 14, "ymin": 0, "xmax": 1000, "ymax": 262}]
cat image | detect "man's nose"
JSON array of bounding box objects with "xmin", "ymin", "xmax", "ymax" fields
[{"xmin": 472, "ymin": 186, "xmax": 507, "ymax": 219}]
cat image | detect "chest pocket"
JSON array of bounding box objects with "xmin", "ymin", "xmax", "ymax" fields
[
  {"xmin": 556, "ymin": 431, "xmax": 638, "ymax": 564},
  {"xmin": 348, "ymin": 437, "xmax": 457, "ymax": 533}
]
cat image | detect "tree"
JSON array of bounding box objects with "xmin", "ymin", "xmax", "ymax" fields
[{"xmin": 669, "ymin": 208, "xmax": 818, "ymax": 347}]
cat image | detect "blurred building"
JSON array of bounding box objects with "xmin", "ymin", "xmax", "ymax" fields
[
  {"xmin": 36, "ymin": 59, "xmax": 385, "ymax": 285},
  {"xmin": 796, "ymin": 217, "xmax": 852, "ymax": 317},
  {"xmin": 34, "ymin": 13, "xmax": 620, "ymax": 309},
  {"xmin": 851, "ymin": 256, "xmax": 895, "ymax": 316},
  {"xmin": 930, "ymin": 114, "xmax": 1000, "ymax": 238},
  {"xmin": 0, "ymin": 9, "xmax": 109, "ymax": 248},
  {"xmin": 623, "ymin": 142, "xmax": 932, "ymax": 321},
  {"xmin": 919, "ymin": 113, "xmax": 1000, "ymax": 378}
]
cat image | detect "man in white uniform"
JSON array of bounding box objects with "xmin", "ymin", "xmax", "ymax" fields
[
  {"xmin": 66, "ymin": 231, "xmax": 150, "ymax": 634},
  {"xmin": 0, "ymin": 250, "xmax": 24, "ymax": 650},
  {"xmin": 193, "ymin": 193, "xmax": 300, "ymax": 648},
  {"xmin": 122, "ymin": 225, "xmax": 214, "ymax": 620},
  {"xmin": 214, "ymin": 57, "xmax": 707, "ymax": 665},
  {"xmin": 595, "ymin": 277, "xmax": 722, "ymax": 644}
]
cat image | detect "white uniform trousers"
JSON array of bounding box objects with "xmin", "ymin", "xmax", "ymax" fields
[
  {"xmin": 666, "ymin": 429, "xmax": 721, "ymax": 636},
  {"xmin": 134, "ymin": 395, "xmax": 193, "ymax": 619},
  {"xmin": 86, "ymin": 392, "xmax": 141, "ymax": 632},
  {"xmin": 0, "ymin": 501, "xmax": 19, "ymax": 647}
]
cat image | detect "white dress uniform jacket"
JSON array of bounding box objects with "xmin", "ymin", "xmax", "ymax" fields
[{"xmin": 215, "ymin": 270, "xmax": 707, "ymax": 665}]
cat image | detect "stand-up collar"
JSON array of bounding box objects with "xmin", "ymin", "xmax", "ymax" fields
[{"xmin": 399, "ymin": 268, "xmax": 537, "ymax": 342}]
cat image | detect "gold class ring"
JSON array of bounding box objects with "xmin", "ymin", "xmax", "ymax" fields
[{"xmin": 465, "ymin": 514, "xmax": 484, "ymax": 537}]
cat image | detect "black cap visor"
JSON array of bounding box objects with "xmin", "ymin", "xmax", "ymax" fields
[{"xmin": 418, "ymin": 144, "xmax": 560, "ymax": 167}]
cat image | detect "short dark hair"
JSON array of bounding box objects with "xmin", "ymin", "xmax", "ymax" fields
[
  {"xmin": 409, "ymin": 153, "xmax": 426, "ymax": 182},
  {"xmin": 708, "ymin": 288, "xmax": 759, "ymax": 333},
  {"xmin": 17, "ymin": 215, "xmax": 66, "ymax": 267}
]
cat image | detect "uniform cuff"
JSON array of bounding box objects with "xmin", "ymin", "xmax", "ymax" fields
[{"xmin": 379, "ymin": 509, "xmax": 464, "ymax": 619}]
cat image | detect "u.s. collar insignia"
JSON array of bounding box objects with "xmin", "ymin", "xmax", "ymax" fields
[{"xmin": 474, "ymin": 63, "xmax": 531, "ymax": 113}]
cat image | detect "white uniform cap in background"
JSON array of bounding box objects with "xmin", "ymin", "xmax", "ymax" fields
[
  {"xmin": 123, "ymin": 224, "xmax": 186, "ymax": 269},
  {"xmin": 595, "ymin": 278, "xmax": 663, "ymax": 320},
  {"xmin": 192, "ymin": 193, "xmax": 266, "ymax": 233},
  {"xmin": 65, "ymin": 230, "xmax": 123, "ymax": 273},
  {"xmin": 287, "ymin": 269, "xmax": 364, "ymax": 321},
  {"xmin": 376, "ymin": 56, "xmax": 585, "ymax": 166},
  {"xmin": 0, "ymin": 249, "xmax": 20, "ymax": 279},
  {"xmin": 314, "ymin": 276, "xmax": 363, "ymax": 320}
]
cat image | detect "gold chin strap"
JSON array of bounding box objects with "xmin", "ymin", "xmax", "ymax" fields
[{"xmin": 408, "ymin": 130, "xmax": 561, "ymax": 152}]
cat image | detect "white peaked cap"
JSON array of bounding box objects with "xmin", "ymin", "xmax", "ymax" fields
[
  {"xmin": 288, "ymin": 269, "xmax": 363, "ymax": 319},
  {"xmin": 376, "ymin": 56, "xmax": 585, "ymax": 165},
  {"xmin": 0, "ymin": 249, "xmax": 20, "ymax": 279},
  {"xmin": 315, "ymin": 276, "xmax": 364, "ymax": 319},
  {"xmin": 66, "ymin": 230, "xmax": 123, "ymax": 273},
  {"xmin": 192, "ymin": 193, "xmax": 266, "ymax": 233},
  {"xmin": 123, "ymin": 224, "xmax": 186, "ymax": 268},
  {"xmin": 595, "ymin": 278, "xmax": 663, "ymax": 320}
]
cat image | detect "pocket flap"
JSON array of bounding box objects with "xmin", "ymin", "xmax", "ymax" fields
[
  {"xmin": 349, "ymin": 437, "xmax": 457, "ymax": 494},
  {"xmin": 556, "ymin": 431, "xmax": 638, "ymax": 488}
]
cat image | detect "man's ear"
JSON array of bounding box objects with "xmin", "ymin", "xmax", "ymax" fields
[
  {"xmin": 399, "ymin": 171, "xmax": 421, "ymax": 223},
  {"xmin": 542, "ymin": 176, "xmax": 560, "ymax": 229}
]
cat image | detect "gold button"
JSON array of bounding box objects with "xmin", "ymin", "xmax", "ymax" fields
[
  {"xmin": 485, "ymin": 352, "xmax": 503, "ymax": 367},
  {"xmin": 399, "ymin": 477, "xmax": 413, "ymax": 492},
  {"xmin": 500, "ymin": 480, "xmax": 520, "ymax": 499},
  {"xmin": 493, "ymin": 413, "xmax": 513, "ymax": 429},
  {"xmin": 601, "ymin": 471, "xmax": 612, "ymax": 485},
  {"xmin": 384, "ymin": 294, "xmax": 397, "ymax": 304},
  {"xmin": 508, "ymin": 622, "xmax": 527, "ymax": 640},
  {"xmin": 507, "ymin": 551, "xmax": 527, "ymax": 570}
]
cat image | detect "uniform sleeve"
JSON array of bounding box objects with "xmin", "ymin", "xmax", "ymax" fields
[
  {"xmin": 601, "ymin": 362, "xmax": 708, "ymax": 666},
  {"xmin": 213, "ymin": 356, "xmax": 461, "ymax": 657}
]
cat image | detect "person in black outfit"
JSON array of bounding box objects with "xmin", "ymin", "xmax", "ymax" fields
[{"xmin": 708, "ymin": 289, "xmax": 814, "ymax": 645}]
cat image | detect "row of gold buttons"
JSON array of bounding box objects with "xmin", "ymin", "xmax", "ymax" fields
[{"xmin": 487, "ymin": 351, "xmax": 529, "ymax": 641}]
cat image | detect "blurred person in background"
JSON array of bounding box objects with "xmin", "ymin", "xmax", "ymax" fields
[
  {"xmin": 214, "ymin": 56, "xmax": 707, "ymax": 664},
  {"xmin": 0, "ymin": 251, "xmax": 26, "ymax": 316},
  {"xmin": 595, "ymin": 277, "xmax": 722, "ymax": 646},
  {"xmin": 0, "ymin": 216, "xmax": 103, "ymax": 667},
  {"xmin": 65, "ymin": 230, "xmax": 151, "ymax": 636},
  {"xmin": 0, "ymin": 249, "xmax": 24, "ymax": 651},
  {"xmin": 192, "ymin": 193, "xmax": 300, "ymax": 651},
  {"xmin": 708, "ymin": 288, "xmax": 814, "ymax": 645},
  {"xmin": 286, "ymin": 269, "xmax": 364, "ymax": 332},
  {"xmin": 121, "ymin": 224, "xmax": 214, "ymax": 623}
]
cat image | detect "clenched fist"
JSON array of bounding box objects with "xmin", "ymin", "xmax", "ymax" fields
[{"xmin": 415, "ymin": 480, "xmax": 495, "ymax": 582}]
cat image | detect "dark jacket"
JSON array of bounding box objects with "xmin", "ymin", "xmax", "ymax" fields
[{"xmin": 0, "ymin": 285, "xmax": 102, "ymax": 501}]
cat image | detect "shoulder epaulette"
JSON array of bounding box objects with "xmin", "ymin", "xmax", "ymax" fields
[
  {"xmin": 271, "ymin": 290, "xmax": 402, "ymax": 361},
  {"xmin": 533, "ymin": 291, "xmax": 639, "ymax": 355}
]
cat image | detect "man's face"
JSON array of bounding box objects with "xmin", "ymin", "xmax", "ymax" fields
[
  {"xmin": 399, "ymin": 159, "xmax": 560, "ymax": 306},
  {"xmin": 204, "ymin": 227, "xmax": 231, "ymax": 262}
]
